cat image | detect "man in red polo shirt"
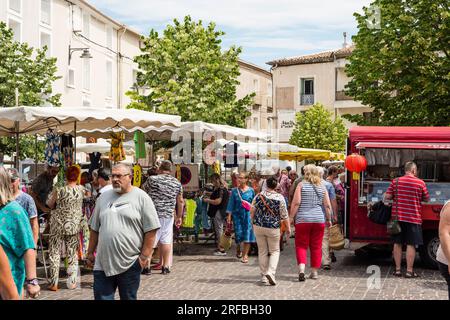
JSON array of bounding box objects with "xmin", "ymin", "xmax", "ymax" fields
[{"xmin": 385, "ymin": 161, "xmax": 430, "ymax": 278}]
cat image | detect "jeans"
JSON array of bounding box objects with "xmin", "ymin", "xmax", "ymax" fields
[
  {"xmin": 438, "ymin": 262, "xmax": 450, "ymax": 300},
  {"xmin": 93, "ymin": 259, "xmax": 142, "ymax": 300}
]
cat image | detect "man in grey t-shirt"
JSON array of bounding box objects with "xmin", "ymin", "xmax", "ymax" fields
[{"xmin": 87, "ymin": 163, "xmax": 160, "ymax": 300}]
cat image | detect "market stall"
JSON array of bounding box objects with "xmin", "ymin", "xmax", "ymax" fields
[{"xmin": 0, "ymin": 106, "xmax": 181, "ymax": 167}]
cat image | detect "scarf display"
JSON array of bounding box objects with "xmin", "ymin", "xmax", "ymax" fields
[{"xmin": 45, "ymin": 129, "xmax": 61, "ymax": 166}]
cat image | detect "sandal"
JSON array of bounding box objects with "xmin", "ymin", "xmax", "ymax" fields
[
  {"xmin": 392, "ymin": 269, "xmax": 402, "ymax": 277},
  {"xmin": 404, "ymin": 271, "xmax": 420, "ymax": 278},
  {"xmin": 236, "ymin": 252, "xmax": 243, "ymax": 259},
  {"xmin": 241, "ymin": 256, "xmax": 249, "ymax": 264}
]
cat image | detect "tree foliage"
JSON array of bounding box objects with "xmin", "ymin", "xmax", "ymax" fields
[
  {"xmin": 289, "ymin": 104, "xmax": 348, "ymax": 153},
  {"xmin": 0, "ymin": 22, "xmax": 60, "ymax": 160},
  {"xmin": 343, "ymin": 0, "xmax": 450, "ymax": 126},
  {"xmin": 127, "ymin": 16, "xmax": 253, "ymax": 127}
]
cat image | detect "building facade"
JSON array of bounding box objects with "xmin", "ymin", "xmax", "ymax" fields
[
  {"xmin": 0, "ymin": 0, "xmax": 141, "ymax": 109},
  {"xmin": 266, "ymin": 45, "xmax": 372, "ymax": 142},
  {"xmin": 237, "ymin": 59, "xmax": 274, "ymax": 139}
]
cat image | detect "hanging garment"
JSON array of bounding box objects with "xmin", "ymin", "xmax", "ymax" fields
[
  {"xmin": 134, "ymin": 131, "xmax": 146, "ymax": 160},
  {"xmin": 45, "ymin": 129, "xmax": 61, "ymax": 166},
  {"xmin": 183, "ymin": 199, "xmax": 197, "ymax": 228},
  {"xmin": 109, "ymin": 132, "xmax": 126, "ymax": 162},
  {"xmin": 61, "ymin": 134, "xmax": 74, "ymax": 167},
  {"xmin": 88, "ymin": 152, "xmax": 102, "ymax": 175}
]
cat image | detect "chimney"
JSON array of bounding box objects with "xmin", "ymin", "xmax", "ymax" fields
[{"xmin": 342, "ymin": 32, "xmax": 348, "ymax": 48}]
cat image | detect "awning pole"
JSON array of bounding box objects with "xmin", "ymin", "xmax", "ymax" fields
[
  {"xmin": 74, "ymin": 121, "xmax": 77, "ymax": 163},
  {"xmin": 34, "ymin": 134, "xmax": 38, "ymax": 179},
  {"xmin": 15, "ymin": 121, "xmax": 20, "ymax": 169}
]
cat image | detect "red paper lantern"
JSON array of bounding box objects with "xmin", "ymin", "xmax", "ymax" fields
[{"xmin": 345, "ymin": 153, "xmax": 367, "ymax": 173}]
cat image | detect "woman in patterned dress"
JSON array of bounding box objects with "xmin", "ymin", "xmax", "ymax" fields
[
  {"xmin": 46, "ymin": 165, "xmax": 89, "ymax": 291},
  {"xmin": 226, "ymin": 172, "xmax": 256, "ymax": 263},
  {"xmin": 251, "ymin": 176, "xmax": 290, "ymax": 285}
]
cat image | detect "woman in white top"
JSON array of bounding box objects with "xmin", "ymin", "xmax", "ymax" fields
[{"xmin": 437, "ymin": 200, "xmax": 450, "ymax": 300}]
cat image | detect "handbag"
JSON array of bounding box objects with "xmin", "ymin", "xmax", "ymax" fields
[
  {"xmin": 237, "ymin": 188, "xmax": 252, "ymax": 211},
  {"xmin": 219, "ymin": 222, "xmax": 233, "ymax": 251},
  {"xmin": 386, "ymin": 178, "xmax": 402, "ymax": 235},
  {"xmin": 368, "ymin": 201, "xmax": 392, "ymax": 225},
  {"xmin": 329, "ymin": 224, "xmax": 345, "ymax": 250}
]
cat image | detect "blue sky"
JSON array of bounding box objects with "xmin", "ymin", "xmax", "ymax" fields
[{"xmin": 88, "ymin": 0, "xmax": 372, "ymax": 69}]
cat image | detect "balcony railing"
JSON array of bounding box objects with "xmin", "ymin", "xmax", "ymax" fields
[
  {"xmin": 335, "ymin": 90, "xmax": 353, "ymax": 101},
  {"xmin": 300, "ymin": 94, "xmax": 314, "ymax": 105}
]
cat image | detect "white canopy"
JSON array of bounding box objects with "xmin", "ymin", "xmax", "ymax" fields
[
  {"xmin": 80, "ymin": 120, "xmax": 270, "ymax": 141},
  {"xmin": 76, "ymin": 140, "xmax": 135, "ymax": 155},
  {"xmin": 0, "ymin": 106, "xmax": 181, "ymax": 137},
  {"xmin": 147, "ymin": 121, "xmax": 270, "ymax": 141},
  {"xmin": 217, "ymin": 139, "xmax": 299, "ymax": 154}
]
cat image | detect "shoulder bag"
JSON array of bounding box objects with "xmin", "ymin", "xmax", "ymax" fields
[
  {"xmin": 237, "ymin": 188, "xmax": 252, "ymax": 211},
  {"xmin": 386, "ymin": 178, "xmax": 402, "ymax": 235}
]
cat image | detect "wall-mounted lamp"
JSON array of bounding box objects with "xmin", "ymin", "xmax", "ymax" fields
[{"xmin": 68, "ymin": 45, "xmax": 93, "ymax": 65}]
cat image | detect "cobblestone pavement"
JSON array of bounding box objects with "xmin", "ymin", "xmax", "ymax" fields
[{"xmin": 35, "ymin": 240, "xmax": 448, "ymax": 300}]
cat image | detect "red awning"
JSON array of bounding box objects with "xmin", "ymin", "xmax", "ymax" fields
[{"xmin": 356, "ymin": 142, "xmax": 450, "ymax": 149}]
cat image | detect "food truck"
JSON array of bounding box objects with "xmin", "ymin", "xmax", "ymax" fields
[{"xmin": 346, "ymin": 127, "xmax": 450, "ymax": 268}]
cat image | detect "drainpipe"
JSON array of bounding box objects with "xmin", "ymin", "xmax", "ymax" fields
[
  {"xmin": 117, "ymin": 27, "xmax": 127, "ymax": 109},
  {"xmin": 269, "ymin": 63, "xmax": 277, "ymax": 142}
]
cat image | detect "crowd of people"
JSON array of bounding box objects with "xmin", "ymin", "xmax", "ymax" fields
[{"xmin": 0, "ymin": 159, "xmax": 449, "ymax": 300}]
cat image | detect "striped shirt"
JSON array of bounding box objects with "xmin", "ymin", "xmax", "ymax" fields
[
  {"xmin": 385, "ymin": 173, "xmax": 430, "ymax": 225},
  {"xmin": 295, "ymin": 182, "xmax": 326, "ymax": 224}
]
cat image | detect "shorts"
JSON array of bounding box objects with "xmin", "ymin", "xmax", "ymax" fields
[
  {"xmin": 154, "ymin": 216, "xmax": 174, "ymax": 247},
  {"xmin": 391, "ymin": 221, "xmax": 423, "ymax": 246}
]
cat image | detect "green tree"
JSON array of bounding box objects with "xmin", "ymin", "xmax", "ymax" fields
[
  {"xmin": 0, "ymin": 21, "xmax": 60, "ymax": 160},
  {"xmin": 343, "ymin": 0, "xmax": 450, "ymax": 126},
  {"xmin": 289, "ymin": 104, "xmax": 348, "ymax": 152},
  {"xmin": 127, "ymin": 16, "xmax": 253, "ymax": 127}
]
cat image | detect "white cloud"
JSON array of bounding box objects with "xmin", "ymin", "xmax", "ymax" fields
[
  {"xmin": 88, "ymin": 0, "xmax": 371, "ymax": 31},
  {"xmin": 86, "ymin": 0, "xmax": 370, "ymax": 66}
]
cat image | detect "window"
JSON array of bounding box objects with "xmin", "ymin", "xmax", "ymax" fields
[
  {"xmin": 106, "ymin": 26, "xmax": 113, "ymax": 50},
  {"xmin": 300, "ymin": 78, "xmax": 314, "ymax": 105},
  {"xmin": 267, "ymin": 81, "xmax": 272, "ymax": 96},
  {"xmin": 83, "ymin": 13, "xmax": 90, "ymax": 38},
  {"xmin": 9, "ymin": 0, "xmax": 21, "ymax": 15},
  {"xmin": 267, "ymin": 118, "xmax": 273, "ymax": 135},
  {"xmin": 40, "ymin": 0, "xmax": 51, "ymax": 25},
  {"xmin": 253, "ymin": 79, "xmax": 259, "ymax": 92},
  {"xmin": 83, "ymin": 59, "xmax": 90, "ymax": 91},
  {"xmin": 253, "ymin": 117, "xmax": 259, "ymax": 130},
  {"xmin": 67, "ymin": 68, "xmax": 75, "ymax": 88},
  {"xmin": 8, "ymin": 19, "xmax": 21, "ymax": 42},
  {"xmin": 40, "ymin": 31, "xmax": 51, "ymax": 57},
  {"xmin": 106, "ymin": 61, "xmax": 112, "ymax": 98}
]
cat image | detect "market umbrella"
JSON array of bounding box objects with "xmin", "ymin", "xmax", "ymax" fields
[
  {"xmin": 269, "ymin": 149, "xmax": 333, "ymax": 161},
  {"xmin": 0, "ymin": 106, "xmax": 181, "ymax": 136},
  {"xmin": 0, "ymin": 106, "xmax": 181, "ymax": 167},
  {"xmin": 79, "ymin": 120, "xmax": 270, "ymax": 141}
]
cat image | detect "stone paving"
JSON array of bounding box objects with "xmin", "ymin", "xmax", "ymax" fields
[{"xmin": 34, "ymin": 240, "xmax": 448, "ymax": 300}]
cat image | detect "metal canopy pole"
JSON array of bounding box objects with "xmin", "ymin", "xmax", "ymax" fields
[
  {"xmin": 15, "ymin": 121, "xmax": 20, "ymax": 169},
  {"xmin": 73, "ymin": 121, "xmax": 77, "ymax": 163}
]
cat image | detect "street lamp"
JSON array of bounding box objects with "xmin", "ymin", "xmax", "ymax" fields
[{"xmin": 68, "ymin": 45, "xmax": 92, "ymax": 65}]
